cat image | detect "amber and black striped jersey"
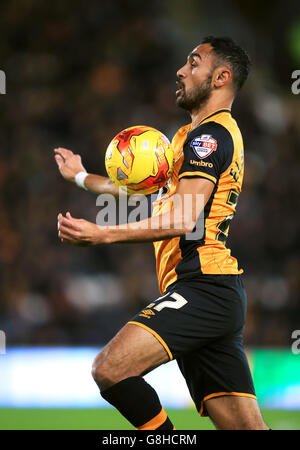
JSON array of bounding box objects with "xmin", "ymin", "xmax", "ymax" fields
[{"xmin": 152, "ymin": 109, "xmax": 245, "ymax": 295}]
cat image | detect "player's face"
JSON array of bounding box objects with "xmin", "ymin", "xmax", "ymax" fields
[{"xmin": 176, "ymin": 43, "xmax": 215, "ymax": 112}]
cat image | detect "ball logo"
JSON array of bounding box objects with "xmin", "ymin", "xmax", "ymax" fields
[
  {"xmin": 106, "ymin": 144, "xmax": 113, "ymax": 160},
  {"xmin": 191, "ymin": 135, "xmax": 217, "ymax": 159}
]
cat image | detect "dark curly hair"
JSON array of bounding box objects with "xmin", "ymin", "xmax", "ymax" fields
[{"xmin": 202, "ymin": 36, "xmax": 251, "ymax": 93}]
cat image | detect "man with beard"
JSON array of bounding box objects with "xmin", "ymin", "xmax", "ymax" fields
[{"xmin": 55, "ymin": 36, "xmax": 269, "ymax": 430}]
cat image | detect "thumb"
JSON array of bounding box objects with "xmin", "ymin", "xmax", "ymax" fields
[{"xmin": 66, "ymin": 211, "xmax": 73, "ymax": 220}]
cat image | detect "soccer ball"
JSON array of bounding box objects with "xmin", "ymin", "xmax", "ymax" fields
[{"xmin": 105, "ymin": 125, "xmax": 173, "ymax": 195}]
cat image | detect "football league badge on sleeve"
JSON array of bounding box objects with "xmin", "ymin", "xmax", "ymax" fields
[{"xmin": 191, "ymin": 135, "xmax": 217, "ymax": 159}]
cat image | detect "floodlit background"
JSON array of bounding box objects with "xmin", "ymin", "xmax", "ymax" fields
[{"xmin": 0, "ymin": 0, "xmax": 300, "ymax": 429}]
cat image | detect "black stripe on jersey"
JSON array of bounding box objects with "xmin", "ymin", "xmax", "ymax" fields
[
  {"xmin": 175, "ymin": 181, "xmax": 218, "ymax": 278},
  {"xmin": 175, "ymin": 119, "xmax": 235, "ymax": 279}
]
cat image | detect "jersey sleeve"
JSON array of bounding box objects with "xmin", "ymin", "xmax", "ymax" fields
[{"xmin": 178, "ymin": 121, "xmax": 234, "ymax": 185}]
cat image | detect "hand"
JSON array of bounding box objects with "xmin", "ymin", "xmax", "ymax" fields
[
  {"xmin": 54, "ymin": 147, "xmax": 87, "ymax": 183},
  {"xmin": 57, "ymin": 212, "xmax": 106, "ymax": 246}
]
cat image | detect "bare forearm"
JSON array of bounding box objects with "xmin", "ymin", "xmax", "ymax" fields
[
  {"xmin": 57, "ymin": 177, "xmax": 213, "ymax": 248},
  {"xmin": 102, "ymin": 211, "xmax": 193, "ymax": 244},
  {"xmin": 84, "ymin": 174, "xmax": 123, "ymax": 197}
]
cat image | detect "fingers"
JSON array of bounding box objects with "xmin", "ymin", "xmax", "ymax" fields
[
  {"xmin": 54, "ymin": 154, "xmax": 64, "ymax": 168},
  {"xmin": 57, "ymin": 217, "xmax": 78, "ymax": 245},
  {"xmin": 57, "ymin": 213, "xmax": 80, "ymax": 232},
  {"xmin": 58, "ymin": 225, "xmax": 78, "ymax": 242},
  {"xmin": 57, "ymin": 212, "xmax": 92, "ymax": 247},
  {"xmin": 58, "ymin": 224, "xmax": 87, "ymax": 246},
  {"xmin": 57, "ymin": 212, "xmax": 85, "ymax": 245},
  {"xmin": 54, "ymin": 147, "xmax": 74, "ymax": 160}
]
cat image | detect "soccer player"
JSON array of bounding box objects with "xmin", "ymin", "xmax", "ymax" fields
[{"xmin": 54, "ymin": 36, "xmax": 269, "ymax": 430}]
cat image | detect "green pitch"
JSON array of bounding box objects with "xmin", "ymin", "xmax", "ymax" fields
[{"xmin": 0, "ymin": 408, "xmax": 299, "ymax": 430}]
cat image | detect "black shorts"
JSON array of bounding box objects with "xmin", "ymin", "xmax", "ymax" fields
[{"xmin": 128, "ymin": 275, "xmax": 256, "ymax": 416}]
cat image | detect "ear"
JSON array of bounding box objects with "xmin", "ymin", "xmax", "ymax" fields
[{"xmin": 213, "ymin": 66, "xmax": 232, "ymax": 88}]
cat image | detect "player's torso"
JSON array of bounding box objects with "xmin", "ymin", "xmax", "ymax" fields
[{"xmin": 153, "ymin": 110, "xmax": 244, "ymax": 294}]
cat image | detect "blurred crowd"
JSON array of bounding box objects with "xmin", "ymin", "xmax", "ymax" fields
[{"xmin": 0, "ymin": 0, "xmax": 299, "ymax": 348}]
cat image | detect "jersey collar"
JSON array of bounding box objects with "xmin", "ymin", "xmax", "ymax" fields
[
  {"xmin": 198, "ymin": 108, "xmax": 231, "ymax": 125},
  {"xmin": 182, "ymin": 109, "xmax": 232, "ymax": 138},
  {"xmin": 185, "ymin": 109, "xmax": 231, "ymax": 137}
]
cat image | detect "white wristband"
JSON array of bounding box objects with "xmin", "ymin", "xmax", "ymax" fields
[{"xmin": 75, "ymin": 171, "xmax": 89, "ymax": 190}]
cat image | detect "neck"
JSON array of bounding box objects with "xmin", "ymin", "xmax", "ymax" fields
[{"xmin": 190, "ymin": 98, "xmax": 233, "ymax": 130}]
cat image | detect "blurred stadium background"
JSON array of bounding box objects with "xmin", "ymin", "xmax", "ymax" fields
[{"xmin": 0, "ymin": 0, "xmax": 300, "ymax": 430}]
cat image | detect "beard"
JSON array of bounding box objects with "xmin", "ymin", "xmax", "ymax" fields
[{"xmin": 176, "ymin": 74, "xmax": 213, "ymax": 112}]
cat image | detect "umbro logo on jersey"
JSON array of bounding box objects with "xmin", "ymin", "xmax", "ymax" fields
[
  {"xmin": 190, "ymin": 135, "xmax": 217, "ymax": 159},
  {"xmin": 190, "ymin": 159, "xmax": 213, "ymax": 168},
  {"xmin": 139, "ymin": 309, "xmax": 156, "ymax": 319}
]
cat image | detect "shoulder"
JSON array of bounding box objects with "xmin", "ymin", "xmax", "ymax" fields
[
  {"xmin": 186, "ymin": 121, "xmax": 234, "ymax": 146},
  {"xmin": 185, "ymin": 121, "xmax": 234, "ymax": 162}
]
